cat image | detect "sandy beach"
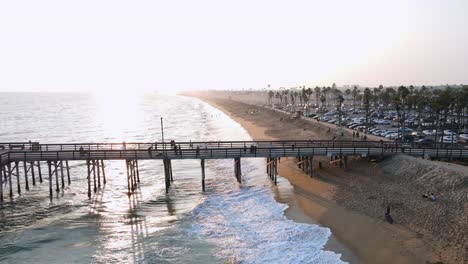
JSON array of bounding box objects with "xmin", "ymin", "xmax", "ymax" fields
[{"xmin": 186, "ymin": 92, "xmax": 468, "ymax": 264}]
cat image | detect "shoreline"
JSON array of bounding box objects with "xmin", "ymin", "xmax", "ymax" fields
[{"xmin": 188, "ymin": 94, "xmax": 460, "ymax": 264}]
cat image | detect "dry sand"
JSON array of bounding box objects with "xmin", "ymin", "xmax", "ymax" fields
[{"xmin": 185, "ymin": 92, "xmax": 468, "ymax": 264}]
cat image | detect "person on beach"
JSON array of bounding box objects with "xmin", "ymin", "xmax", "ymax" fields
[
  {"xmin": 356, "ymin": 132, "xmax": 360, "ymax": 138},
  {"xmin": 385, "ymin": 205, "xmax": 393, "ymax": 224},
  {"xmin": 430, "ymin": 193, "xmax": 437, "ymax": 201},
  {"xmin": 352, "ymin": 131, "xmax": 355, "ymax": 138}
]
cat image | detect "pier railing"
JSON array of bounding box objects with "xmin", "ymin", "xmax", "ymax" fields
[
  {"xmin": 18, "ymin": 140, "xmax": 468, "ymax": 152},
  {"xmin": 1, "ymin": 140, "xmax": 467, "ymax": 164}
]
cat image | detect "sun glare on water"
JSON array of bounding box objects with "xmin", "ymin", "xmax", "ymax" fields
[{"xmin": 94, "ymin": 91, "xmax": 145, "ymax": 141}]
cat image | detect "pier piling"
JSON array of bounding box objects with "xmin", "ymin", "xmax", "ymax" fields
[
  {"xmin": 38, "ymin": 161, "xmax": 43, "ymax": 183},
  {"xmin": 100, "ymin": 160, "xmax": 106, "ymax": 184},
  {"xmin": 66, "ymin": 160, "xmax": 70, "ymax": 185},
  {"xmin": 23, "ymin": 161, "xmax": 29, "ymax": 191},
  {"xmin": 47, "ymin": 161, "xmax": 53, "ymax": 198},
  {"xmin": 54, "ymin": 161, "xmax": 59, "ymax": 193},
  {"xmin": 15, "ymin": 162, "xmax": 20, "ymax": 195},
  {"xmin": 0, "ymin": 165, "xmax": 3, "ymax": 203},
  {"xmin": 201, "ymin": 159, "xmax": 206, "ymax": 192},
  {"xmin": 31, "ymin": 162, "xmax": 36, "ymax": 186},
  {"xmin": 60, "ymin": 161, "xmax": 65, "ymax": 189},
  {"xmin": 87, "ymin": 160, "xmax": 91, "ymax": 198},
  {"xmin": 7, "ymin": 163, "xmax": 13, "ymax": 197}
]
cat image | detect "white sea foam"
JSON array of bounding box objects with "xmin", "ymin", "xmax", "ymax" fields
[{"xmin": 190, "ymin": 186, "xmax": 346, "ymax": 264}]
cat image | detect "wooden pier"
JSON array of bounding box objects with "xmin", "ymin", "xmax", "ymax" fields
[{"xmin": 1, "ymin": 140, "xmax": 467, "ymax": 203}]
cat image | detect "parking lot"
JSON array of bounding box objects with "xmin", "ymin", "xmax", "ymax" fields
[{"xmin": 275, "ymin": 105, "xmax": 468, "ymax": 146}]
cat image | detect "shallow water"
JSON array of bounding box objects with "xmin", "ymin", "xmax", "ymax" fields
[{"xmin": 0, "ymin": 93, "xmax": 345, "ymax": 263}]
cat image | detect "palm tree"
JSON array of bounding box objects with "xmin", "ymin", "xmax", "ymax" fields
[
  {"xmin": 314, "ymin": 86, "xmax": 321, "ymax": 106},
  {"xmin": 345, "ymin": 89, "xmax": 351, "ymax": 106},
  {"xmin": 352, "ymin": 86, "xmax": 359, "ymax": 109},
  {"xmin": 306, "ymin": 87, "xmax": 313, "ymax": 105},
  {"xmin": 397, "ymin": 86, "xmax": 410, "ymax": 140},
  {"xmin": 337, "ymin": 95, "xmax": 344, "ymax": 128},
  {"xmin": 268, "ymin": 90, "xmax": 274, "ymax": 106},
  {"xmin": 363, "ymin": 88, "xmax": 372, "ymax": 134}
]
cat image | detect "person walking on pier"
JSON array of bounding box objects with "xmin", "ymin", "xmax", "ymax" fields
[
  {"xmin": 79, "ymin": 146, "xmax": 84, "ymax": 157},
  {"xmin": 148, "ymin": 146, "xmax": 153, "ymax": 158},
  {"xmin": 123, "ymin": 141, "xmax": 126, "ymax": 150}
]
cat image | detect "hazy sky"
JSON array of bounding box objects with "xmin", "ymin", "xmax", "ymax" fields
[{"xmin": 0, "ymin": 0, "xmax": 467, "ymax": 92}]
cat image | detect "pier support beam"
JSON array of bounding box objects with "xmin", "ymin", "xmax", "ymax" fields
[
  {"xmin": 37, "ymin": 161, "xmax": 43, "ymax": 183},
  {"xmin": 201, "ymin": 159, "xmax": 206, "ymax": 192},
  {"xmin": 7, "ymin": 163, "xmax": 12, "ymax": 197},
  {"xmin": 48, "ymin": 161, "xmax": 53, "ymax": 199},
  {"xmin": 97, "ymin": 160, "xmax": 101, "ymax": 189},
  {"xmin": 60, "ymin": 161, "xmax": 65, "ymax": 189},
  {"xmin": 66, "ymin": 160, "xmax": 70, "ymax": 185},
  {"xmin": 0, "ymin": 165, "xmax": 4, "ymax": 203},
  {"xmin": 125, "ymin": 159, "xmax": 140, "ymax": 195},
  {"xmin": 15, "ymin": 162, "xmax": 20, "ymax": 195},
  {"xmin": 31, "ymin": 161, "xmax": 36, "ymax": 186},
  {"xmin": 234, "ymin": 158, "xmax": 241, "ymax": 183},
  {"xmin": 92, "ymin": 160, "xmax": 97, "ymax": 193},
  {"xmin": 101, "ymin": 160, "xmax": 106, "ymax": 184},
  {"xmin": 87, "ymin": 160, "xmax": 91, "ymax": 198},
  {"xmin": 23, "ymin": 161, "xmax": 29, "ymax": 191},
  {"xmin": 54, "ymin": 161, "xmax": 59, "ymax": 193},
  {"xmin": 163, "ymin": 159, "xmax": 171, "ymax": 194},
  {"xmin": 309, "ymin": 156, "xmax": 314, "ymax": 177}
]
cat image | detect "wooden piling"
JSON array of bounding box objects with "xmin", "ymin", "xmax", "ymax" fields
[
  {"xmin": 168, "ymin": 160, "xmax": 173, "ymax": 182},
  {"xmin": 309, "ymin": 156, "xmax": 313, "ymax": 177},
  {"xmin": 129, "ymin": 160, "xmax": 135, "ymax": 191},
  {"xmin": 126, "ymin": 160, "xmax": 131, "ymax": 194},
  {"xmin": 234, "ymin": 158, "xmax": 241, "ymax": 183},
  {"xmin": 201, "ymin": 159, "xmax": 206, "ymax": 192},
  {"xmin": 136, "ymin": 160, "xmax": 140, "ymax": 183},
  {"xmin": 54, "ymin": 161, "xmax": 59, "ymax": 193},
  {"xmin": 66, "ymin": 160, "xmax": 70, "ymax": 185},
  {"xmin": 92, "ymin": 160, "xmax": 97, "ymax": 193},
  {"xmin": 15, "ymin": 162, "xmax": 21, "ymax": 194},
  {"xmin": 273, "ymin": 158, "xmax": 277, "ymax": 184},
  {"xmin": 60, "ymin": 161, "xmax": 65, "ymax": 189},
  {"xmin": 8, "ymin": 163, "xmax": 13, "ymax": 197},
  {"xmin": 31, "ymin": 161, "xmax": 36, "ymax": 186},
  {"xmin": 97, "ymin": 160, "xmax": 101, "ymax": 189},
  {"xmin": 48, "ymin": 161, "xmax": 53, "ymax": 198},
  {"xmin": 23, "ymin": 161, "xmax": 29, "ymax": 191},
  {"xmin": 0, "ymin": 165, "xmax": 3, "ymax": 203},
  {"xmin": 266, "ymin": 158, "xmax": 270, "ymax": 175},
  {"xmin": 87, "ymin": 160, "xmax": 91, "ymax": 198},
  {"xmin": 38, "ymin": 161, "xmax": 43, "ymax": 183},
  {"xmin": 164, "ymin": 159, "xmax": 170, "ymax": 194},
  {"xmin": 101, "ymin": 160, "xmax": 106, "ymax": 184}
]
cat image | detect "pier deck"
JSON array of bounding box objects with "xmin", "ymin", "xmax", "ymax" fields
[{"xmin": 1, "ymin": 140, "xmax": 467, "ymax": 202}]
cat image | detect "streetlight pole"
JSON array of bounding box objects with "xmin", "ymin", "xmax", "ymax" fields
[{"xmin": 161, "ymin": 117, "xmax": 165, "ymax": 157}]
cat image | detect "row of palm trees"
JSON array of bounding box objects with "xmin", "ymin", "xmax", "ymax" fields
[{"xmin": 266, "ymin": 84, "xmax": 468, "ymax": 142}]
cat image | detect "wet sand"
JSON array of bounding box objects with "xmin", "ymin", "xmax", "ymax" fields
[{"xmin": 191, "ymin": 94, "xmax": 455, "ymax": 264}]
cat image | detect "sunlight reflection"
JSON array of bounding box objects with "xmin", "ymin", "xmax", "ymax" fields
[{"xmin": 94, "ymin": 91, "xmax": 145, "ymax": 141}]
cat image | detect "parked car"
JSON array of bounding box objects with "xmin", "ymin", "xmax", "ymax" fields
[{"xmin": 416, "ymin": 138, "xmax": 435, "ymax": 146}]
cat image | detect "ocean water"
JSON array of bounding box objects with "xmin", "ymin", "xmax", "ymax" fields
[{"xmin": 0, "ymin": 92, "xmax": 345, "ymax": 263}]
